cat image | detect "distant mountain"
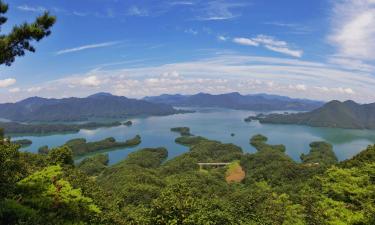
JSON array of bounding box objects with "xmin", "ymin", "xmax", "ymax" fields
[
  {"xmin": 0, "ymin": 93, "xmax": 185, "ymax": 122},
  {"xmin": 144, "ymin": 92, "xmax": 324, "ymax": 111},
  {"xmin": 250, "ymin": 100, "xmax": 375, "ymax": 129}
]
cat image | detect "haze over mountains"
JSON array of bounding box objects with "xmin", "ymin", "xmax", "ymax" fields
[
  {"xmin": 144, "ymin": 92, "xmax": 324, "ymax": 111},
  {"xmin": 0, "ymin": 93, "xmax": 182, "ymax": 122},
  {"xmin": 252, "ymin": 100, "xmax": 375, "ymax": 129}
]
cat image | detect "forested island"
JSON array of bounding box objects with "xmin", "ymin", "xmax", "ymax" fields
[
  {"xmin": 247, "ymin": 100, "xmax": 375, "ymax": 129},
  {"xmin": 2, "ymin": 126, "xmax": 374, "ymax": 224},
  {"xmin": 39, "ymin": 135, "xmax": 141, "ymax": 157},
  {"xmin": 170, "ymin": 127, "xmax": 192, "ymax": 136},
  {"xmin": 0, "ymin": 121, "xmax": 123, "ymax": 135}
]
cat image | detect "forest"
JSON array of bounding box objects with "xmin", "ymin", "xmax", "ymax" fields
[{"xmin": 1, "ymin": 127, "xmax": 374, "ymax": 224}]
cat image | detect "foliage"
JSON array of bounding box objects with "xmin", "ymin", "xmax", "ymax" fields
[
  {"xmin": 14, "ymin": 165, "xmax": 100, "ymax": 224},
  {"xmin": 0, "ymin": 0, "xmax": 56, "ymax": 66},
  {"xmin": 171, "ymin": 127, "xmax": 192, "ymax": 136},
  {"xmin": 300, "ymin": 141, "xmax": 338, "ymax": 166},
  {"xmin": 48, "ymin": 146, "xmax": 74, "ymax": 166},
  {"xmin": 0, "ymin": 121, "xmax": 122, "ymax": 135},
  {"xmin": 77, "ymin": 154, "xmax": 109, "ymax": 176},
  {"xmin": 250, "ymin": 134, "xmax": 286, "ymax": 152}
]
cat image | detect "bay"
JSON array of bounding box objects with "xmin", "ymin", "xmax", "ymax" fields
[{"xmin": 13, "ymin": 107, "xmax": 375, "ymax": 165}]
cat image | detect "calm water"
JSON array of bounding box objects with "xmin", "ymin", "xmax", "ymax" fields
[{"xmin": 13, "ymin": 108, "xmax": 375, "ymax": 165}]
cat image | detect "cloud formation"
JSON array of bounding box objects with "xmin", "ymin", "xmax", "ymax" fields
[
  {"xmin": 233, "ymin": 35, "xmax": 303, "ymax": 57},
  {"xmin": 0, "ymin": 78, "xmax": 16, "ymax": 88},
  {"xmin": 56, "ymin": 42, "xmax": 120, "ymax": 55},
  {"xmin": 3, "ymin": 55, "xmax": 375, "ymax": 103}
]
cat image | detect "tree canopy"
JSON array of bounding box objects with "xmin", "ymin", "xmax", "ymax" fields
[{"xmin": 0, "ymin": 0, "xmax": 56, "ymax": 66}]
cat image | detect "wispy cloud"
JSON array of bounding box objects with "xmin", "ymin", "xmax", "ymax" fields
[
  {"xmin": 264, "ymin": 22, "xmax": 313, "ymax": 35},
  {"xmin": 233, "ymin": 37, "xmax": 259, "ymax": 46},
  {"xmin": 17, "ymin": 5, "xmax": 46, "ymax": 12},
  {"xmin": 194, "ymin": 1, "xmax": 248, "ymax": 21},
  {"xmin": 127, "ymin": 6, "xmax": 149, "ymax": 17},
  {"xmin": 184, "ymin": 28, "xmax": 198, "ymax": 35},
  {"xmin": 233, "ymin": 35, "xmax": 303, "ymax": 58},
  {"xmin": 56, "ymin": 42, "xmax": 120, "ymax": 55}
]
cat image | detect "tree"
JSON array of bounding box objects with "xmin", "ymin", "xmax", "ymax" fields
[
  {"xmin": 0, "ymin": 0, "xmax": 56, "ymax": 66},
  {"xmin": 48, "ymin": 146, "xmax": 74, "ymax": 166}
]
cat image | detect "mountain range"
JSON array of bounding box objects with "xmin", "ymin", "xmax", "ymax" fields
[
  {"xmin": 250, "ymin": 100, "xmax": 375, "ymax": 129},
  {"xmin": 0, "ymin": 93, "xmax": 184, "ymax": 122},
  {"xmin": 143, "ymin": 92, "xmax": 324, "ymax": 111}
]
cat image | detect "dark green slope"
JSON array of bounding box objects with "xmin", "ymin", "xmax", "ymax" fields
[{"xmin": 251, "ymin": 100, "xmax": 375, "ymax": 129}]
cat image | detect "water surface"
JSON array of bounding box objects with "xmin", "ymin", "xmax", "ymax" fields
[{"xmin": 13, "ymin": 108, "xmax": 375, "ymax": 165}]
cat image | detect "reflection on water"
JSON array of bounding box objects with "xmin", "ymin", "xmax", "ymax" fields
[{"xmin": 13, "ymin": 107, "xmax": 375, "ymax": 165}]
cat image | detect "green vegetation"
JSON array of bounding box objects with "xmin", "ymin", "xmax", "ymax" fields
[
  {"xmin": 301, "ymin": 142, "xmax": 338, "ymax": 166},
  {"xmin": 250, "ymin": 100, "xmax": 375, "ymax": 129},
  {"xmin": 171, "ymin": 127, "xmax": 192, "ymax": 136},
  {"xmin": 0, "ymin": 121, "xmax": 122, "ymax": 135},
  {"xmin": 175, "ymin": 135, "xmax": 207, "ymax": 146},
  {"xmin": 11, "ymin": 139, "xmax": 32, "ymax": 148},
  {"xmin": 78, "ymin": 154, "xmax": 109, "ymax": 176},
  {"xmin": 42, "ymin": 135, "xmax": 142, "ymax": 157},
  {"xmin": 0, "ymin": 1, "xmax": 56, "ymax": 66},
  {"xmin": 1, "ymin": 130, "xmax": 374, "ymax": 224},
  {"xmin": 250, "ymin": 134, "xmax": 286, "ymax": 152}
]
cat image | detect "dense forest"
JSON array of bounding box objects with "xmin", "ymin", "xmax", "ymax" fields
[{"xmin": 1, "ymin": 126, "xmax": 374, "ymax": 224}]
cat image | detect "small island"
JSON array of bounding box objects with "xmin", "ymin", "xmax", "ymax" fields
[
  {"xmin": 171, "ymin": 127, "xmax": 192, "ymax": 136},
  {"xmin": 11, "ymin": 139, "xmax": 32, "ymax": 148},
  {"xmin": 40, "ymin": 135, "xmax": 142, "ymax": 157}
]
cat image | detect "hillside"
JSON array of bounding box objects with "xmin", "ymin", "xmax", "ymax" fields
[
  {"xmin": 0, "ymin": 93, "xmax": 185, "ymax": 122},
  {"xmin": 144, "ymin": 92, "xmax": 324, "ymax": 111},
  {"xmin": 250, "ymin": 100, "xmax": 375, "ymax": 129}
]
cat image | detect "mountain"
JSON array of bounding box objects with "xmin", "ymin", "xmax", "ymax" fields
[
  {"xmin": 250, "ymin": 100, "xmax": 375, "ymax": 129},
  {"xmin": 0, "ymin": 93, "xmax": 185, "ymax": 122},
  {"xmin": 143, "ymin": 92, "xmax": 324, "ymax": 111}
]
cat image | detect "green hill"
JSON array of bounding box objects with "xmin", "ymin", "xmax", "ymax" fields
[{"xmin": 249, "ymin": 100, "xmax": 375, "ymax": 129}]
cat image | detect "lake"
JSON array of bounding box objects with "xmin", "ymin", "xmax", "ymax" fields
[{"xmin": 13, "ymin": 107, "xmax": 375, "ymax": 165}]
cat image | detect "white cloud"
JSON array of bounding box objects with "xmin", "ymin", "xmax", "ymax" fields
[
  {"xmin": 80, "ymin": 76, "xmax": 101, "ymax": 87},
  {"xmin": 184, "ymin": 28, "xmax": 198, "ymax": 35},
  {"xmin": 127, "ymin": 6, "xmax": 149, "ymax": 16},
  {"xmin": 0, "ymin": 78, "xmax": 16, "ymax": 88},
  {"xmin": 4, "ymin": 54, "xmax": 374, "ymax": 103},
  {"xmin": 264, "ymin": 45, "xmax": 303, "ymax": 58},
  {"xmin": 233, "ymin": 38, "xmax": 259, "ymax": 46},
  {"xmin": 27, "ymin": 87, "xmax": 42, "ymax": 93},
  {"xmin": 217, "ymin": 35, "xmax": 228, "ymax": 41},
  {"xmin": 328, "ymin": 0, "xmax": 375, "ymax": 61},
  {"xmin": 17, "ymin": 5, "xmax": 46, "ymax": 12},
  {"xmin": 289, "ymin": 84, "xmax": 307, "ymax": 91},
  {"xmin": 232, "ymin": 35, "xmax": 303, "ymax": 58},
  {"xmin": 9, "ymin": 88, "xmax": 21, "ymax": 93},
  {"xmin": 56, "ymin": 42, "xmax": 119, "ymax": 55}
]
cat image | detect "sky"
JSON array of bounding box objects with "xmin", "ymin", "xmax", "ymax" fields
[{"xmin": 0, "ymin": 0, "xmax": 375, "ymax": 103}]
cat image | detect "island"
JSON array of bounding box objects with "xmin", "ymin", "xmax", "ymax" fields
[
  {"xmin": 40, "ymin": 135, "xmax": 141, "ymax": 157},
  {"xmin": 0, "ymin": 121, "xmax": 123, "ymax": 135},
  {"xmin": 123, "ymin": 120, "xmax": 133, "ymax": 126},
  {"xmin": 11, "ymin": 139, "xmax": 32, "ymax": 148},
  {"xmin": 170, "ymin": 127, "xmax": 192, "ymax": 136}
]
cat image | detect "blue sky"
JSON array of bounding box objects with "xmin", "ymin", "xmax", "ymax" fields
[{"xmin": 0, "ymin": 0, "xmax": 375, "ymax": 103}]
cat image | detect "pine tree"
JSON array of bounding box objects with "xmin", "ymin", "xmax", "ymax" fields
[{"xmin": 0, "ymin": 0, "xmax": 56, "ymax": 66}]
